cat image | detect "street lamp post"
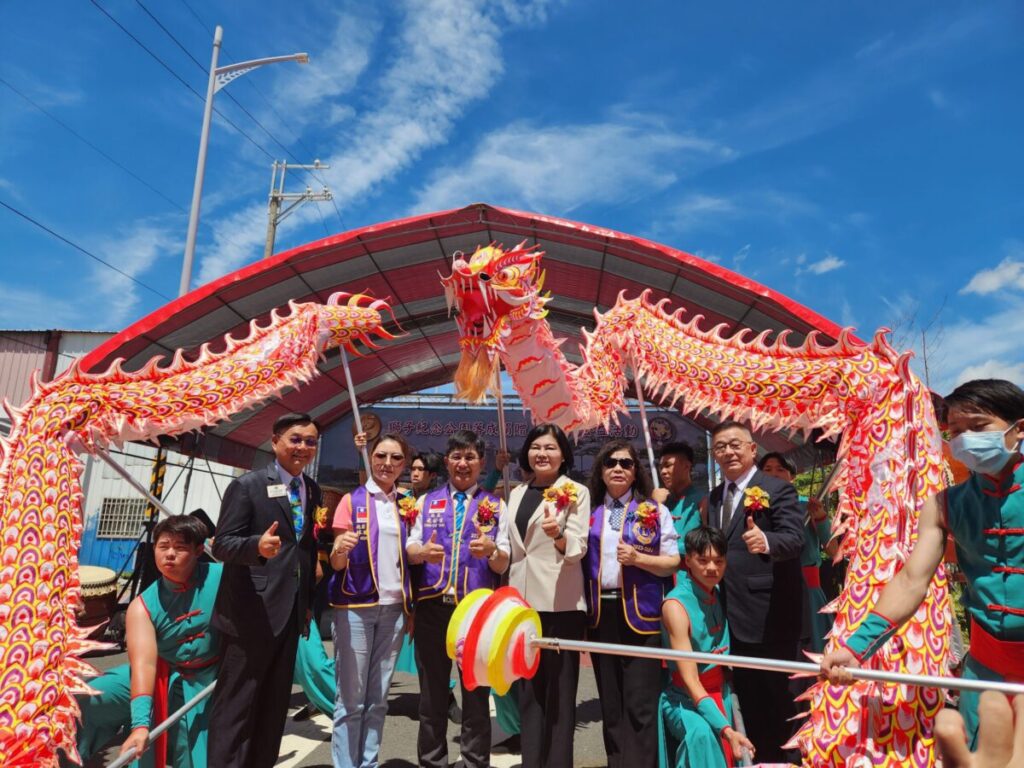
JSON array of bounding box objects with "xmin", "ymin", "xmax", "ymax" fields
[{"xmin": 178, "ymin": 25, "xmax": 308, "ymax": 297}]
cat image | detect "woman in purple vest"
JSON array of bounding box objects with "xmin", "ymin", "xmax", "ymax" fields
[
  {"xmin": 328, "ymin": 432, "xmax": 415, "ymax": 768},
  {"xmin": 506, "ymin": 423, "xmax": 591, "ymax": 768},
  {"xmin": 584, "ymin": 438, "xmax": 680, "ymax": 768}
]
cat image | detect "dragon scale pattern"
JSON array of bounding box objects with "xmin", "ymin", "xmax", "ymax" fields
[
  {"xmin": 445, "ymin": 243, "xmax": 950, "ymax": 767},
  {"xmin": 0, "ymin": 294, "xmax": 392, "ymax": 766}
]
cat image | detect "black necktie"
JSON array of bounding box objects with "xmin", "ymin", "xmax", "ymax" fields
[{"xmin": 722, "ymin": 482, "xmax": 738, "ymax": 530}]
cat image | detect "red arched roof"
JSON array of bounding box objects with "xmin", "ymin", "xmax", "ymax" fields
[{"xmin": 81, "ymin": 203, "xmax": 846, "ymax": 467}]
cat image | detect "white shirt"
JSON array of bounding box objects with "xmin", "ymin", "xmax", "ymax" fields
[
  {"xmin": 365, "ymin": 478, "xmax": 404, "ymax": 605},
  {"xmin": 599, "ymin": 491, "xmax": 678, "ymax": 590}
]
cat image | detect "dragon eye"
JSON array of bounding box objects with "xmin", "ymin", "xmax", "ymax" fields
[
  {"xmin": 497, "ymin": 268, "xmax": 515, "ymax": 282},
  {"xmin": 479, "ymin": 273, "xmax": 492, "ymax": 282}
]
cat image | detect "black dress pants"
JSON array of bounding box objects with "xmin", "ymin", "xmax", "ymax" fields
[
  {"xmin": 589, "ymin": 597, "xmax": 662, "ymax": 768},
  {"xmin": 519, "ymin": 610, "xmax": 586, "ymax": 768},
  {"xmin": 414, "ymin": 598, "xmax": 491, "ymax": 768},
  {"xmin": 208, "ymin": 624, "xmax": 300, "ymax": 768},
  {"xmin": 731, "ymin": 637, "xmax": 801, "ymax": 764}
]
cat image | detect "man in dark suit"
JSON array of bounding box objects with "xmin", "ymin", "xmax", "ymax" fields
[
  {"xmin": 208, "ymin": 413, "xmax": 322, "ymax": 768},
  {"xmin": 707, "ymin": 420, "xmax": 804, "ymax": 763}
]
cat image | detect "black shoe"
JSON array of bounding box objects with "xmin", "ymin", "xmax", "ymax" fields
[
  {"xmin": 494, "ymin": 734, "xmax": 521, "ymax": 754},
  {"xmin": 447, "ymin": 691, "xmax": 462, "ymax": 724},
  {"xmin": 293, "ymin": 703, "xmax": 317, "ymax": 722}
]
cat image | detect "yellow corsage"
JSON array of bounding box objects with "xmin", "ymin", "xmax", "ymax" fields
[
  {"xmin": 543, "ymin": 482, "xmax": 578, "ymax": 511},
  {"xmin": 314, "ymin": 506, "xmax": 329, "ymax": 527},
  {"xmin": 397, "ymin": 495, "xmax": 419, "ymax": 526},
  {"xmin": 743, "ymin": 486, "xmax": 770, "ymax": 512},
  {"xmin": 633, "ymin": 501, "xmax": 659, "ymax": 527}
]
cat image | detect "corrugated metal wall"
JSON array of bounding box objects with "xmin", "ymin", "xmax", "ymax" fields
[{"xmin": 0, "ymin": 331, "xmax": 47, "ymax": 411}]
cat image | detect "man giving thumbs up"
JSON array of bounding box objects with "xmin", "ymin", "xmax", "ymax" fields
[{"xmin": 210, "ymin": 413, "xmax": 323, "ymax": 768}]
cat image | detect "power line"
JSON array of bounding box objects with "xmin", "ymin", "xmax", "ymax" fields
[
  {"xmin": 0, "ymin": 76, "xmax": 186, "ymax": 213},
  {"xmin": 0, "ymin": 198, "xmax": 172, "ymax": 301},
  {"xmin": 88, "ymin": 0, "xmax": 275, "ymax": 163},
  {"xmin": 171, "ymin": 0, "xmax": 346, "ymax": 231}
]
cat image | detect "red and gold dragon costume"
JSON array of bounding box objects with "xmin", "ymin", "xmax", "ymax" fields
[
  {"xmin": 0, "ymin": 293, "xmax": 393, "ymax": 766},
  {"xmin": 443, "ymin": 242, "xmax": 950, "ymax": 766}
]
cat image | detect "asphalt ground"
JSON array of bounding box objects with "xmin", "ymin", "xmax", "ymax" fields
[{"xmin": 79, "ymin": 639, "xmax": 609, "ymax": 768}]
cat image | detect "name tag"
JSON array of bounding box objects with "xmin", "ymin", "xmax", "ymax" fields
[{"xmin": 267, "ymin": 484, "xmax": 287, "ymax": 498}]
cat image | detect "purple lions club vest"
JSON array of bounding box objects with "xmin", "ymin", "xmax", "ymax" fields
[
  {"xmin": 583, "ymin": 497, "xmax": 672, "ymax": 635},
  {"xmin": 414, "ymin": 485, "xmax": 502, "ymax": 602},
  {"xmin": 328, "ymin": 486, "xmax": 414, "ymax": 613}
]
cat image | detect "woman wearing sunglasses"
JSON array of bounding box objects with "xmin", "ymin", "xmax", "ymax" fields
[
  {"xmin": 506, "ymin": 423, "xmax": 591, "ymax": 768},
  {"xmin": 328, "ymin": 433, "xmax": 415, "ymax": 768},
  {"xmin": 584, "ymin": 439, "xmax": 680, "ymax": 768}
]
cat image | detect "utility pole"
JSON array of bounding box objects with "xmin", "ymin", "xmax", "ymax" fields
[{"xmin": 264, "ymin": 160, "xmax": 333, "ymax": 258}]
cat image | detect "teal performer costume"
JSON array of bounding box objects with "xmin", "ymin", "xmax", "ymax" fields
[
  {"xmin": 666, "ymin": 486, "xmax": 707, "ymax": 557},
  {"xmin": 799, "ymin": 497, "xmax": 834, "ymax": 653},
  {"xmin": 659, "ymin": 572, "xmax": 736, "ymax": 768},
  {"xmin": 292, "ymin": 629, "xmax": 337, "ymax": 716},
  {"xmin": 76, "ymin": 562, "xmax": 223, "ymax": 767},
  {"xmin": 843, "ymin": 457, "xmax": 1024, "ymax": 748}
]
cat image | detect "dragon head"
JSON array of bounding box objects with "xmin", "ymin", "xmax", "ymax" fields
[{"xmin": 441, "ymin": 241, "xmax": 547, "ymax": 401}]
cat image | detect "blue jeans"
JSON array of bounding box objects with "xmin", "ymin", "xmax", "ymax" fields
[{"xmin": 332, "ymin": 604, "xmax": 407, "ymax": 768}]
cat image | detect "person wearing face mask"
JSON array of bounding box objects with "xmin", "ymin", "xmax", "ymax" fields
[
  {"xmin": 821, "ymin": 378, "xmax": 1024, "ymax": 749},
  {"xmin": 584, "ymin": 439, "xmax": 680, "ymax": 768}
]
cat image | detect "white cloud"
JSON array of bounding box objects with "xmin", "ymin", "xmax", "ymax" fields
[
  {"xmin": 799, "ymin": 253, "xmax": 845, "ymax": 275},
  {"xmin": 0, "ymin": 283, "xmax": 83, "ymax": 329},
  {"xmin": 925, "ymin": 299, "xmax": 1024, "ymax": 393},
  {"xmin": 87, "ymin": 222, "xmax": 180, "ymax": 328},
  {"xmin": 962, "ymin": 253, "xmax": 1024, "ymax": 295},
  {"xmin": 197, "ymin": 0, "xmax": 527, "ymax": 285},
  {"xmin": 956, "ymin": 359, "xmax": 1024, "ymax": 387},
  {"xmin": 670, "ymin": 194, "xmax": 737, "ymax": 232},
  {"xmin": 412, "ymin": 118, "xmax": 722, "ymax": 215}
]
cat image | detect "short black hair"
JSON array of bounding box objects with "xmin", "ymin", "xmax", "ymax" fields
[
  {"xmin": 519, "ymin": 423, "xmax": 573, "ymax": 477},
  {"xmin": 153, "ymin": 515, "xmax": 209, "ymax": 547},
  {"xmin": 944, "ymin": 379, "xmax": 1024, "ymax": 424},
  {"xmin": 684, "ymin": 526, "xmax": 727, "ymax": 557},
  {"xmin": 273, "ymin": 412, "xmax": 321, "ymax": 436},
  {"xmin": 659, "ymin": 441, "xmax": 695, "ymax": 464},
  {"xmin": 411, "ymin": 451, "xmax": 443, "ymax": 474},
  {"xmin": 447, "ymin": 429, "xmax": 486, "ymax": 457},
  {"xmin": 589, "ymin": 439, "xmax": 654, "ymax": 502},
  {"xmin": 710, "ymin": 420, "xmax": 752, "ymax": 440},
  {"xmin": 758, "ymin": 451, "xmax": 795, "ymax": 476}
]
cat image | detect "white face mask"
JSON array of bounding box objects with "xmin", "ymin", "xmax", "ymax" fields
[{"xmin": 948, "ymin": 425, "xmax": 1021, "ymax": 475}]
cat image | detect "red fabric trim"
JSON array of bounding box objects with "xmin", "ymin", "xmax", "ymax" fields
[
  {"xmin": 982, "ymin": 484, "xmax": 1021, "ymax": 498},
  {"xmin": 152, "ymin": 658, "xmax": 170, "ymax": 768},
  {"xmin": 987, "ymin": 603, "xmax": 1024, "ymax": 617},
  {"xmin": 970, "ymin": 618, "xmax": 1024, "ymax": 680},
  {"xmin": 994, "ymin": 566, "xmax": 1024, "ymax": 575},
  {"xmin": 174, "ymin": 609, "xmax": 202, "ymax": 622},
  {"xmin": 802, "ymin": 566, "xmax": 821, "ymax": 589},
  {"xmin": 984, "ymin": 528, "xmax": 1024, "ymax": 536}
]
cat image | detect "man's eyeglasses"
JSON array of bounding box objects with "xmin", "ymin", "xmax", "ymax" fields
[
  {"xmin": 602, "ymin": 457, "xmax": 636, "ymax": 470},
  {"xmin": 287, "ymin": 436, "xmax": 319, "ymax": 448},
  {"xmin": 711, "ymin": 440, "xmax": 752, "ymax": 454}
]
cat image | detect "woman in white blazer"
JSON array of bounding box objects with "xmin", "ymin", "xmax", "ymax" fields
[{"xmin": 507, "ymin": 423, "xmax": 590, "ymax": 768}]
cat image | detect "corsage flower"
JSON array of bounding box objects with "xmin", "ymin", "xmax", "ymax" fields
[
  {"xmin": 633, "ymin": 501, "xmax": 659, "ymax": 528},
  {"xmin": 743, "ymin": 486, "xmax": 770, "ymax": 512},
  {"xmin": 314, "ymin": 506, "xmax": 329, "ymax": 527},
  {"xmin": 476, "ymin": 497, "xmax": 498, "ymax": 527},
  {"xmin": 397, "ymin": 495, "xmax": 419, "ymax": 526},
  {"xmin": 543, "ymin": 482, "xmax": 578, "ymax": 511}
]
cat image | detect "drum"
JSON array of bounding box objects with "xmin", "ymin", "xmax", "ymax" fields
[{"xmin": 78, "ymin": 565, "xmax": 118, "ymax": 637}]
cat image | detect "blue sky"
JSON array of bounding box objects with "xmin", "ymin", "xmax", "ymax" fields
[{"xmin": 1, "ymin": 1, "xmax": 1021, "ymax": 394}]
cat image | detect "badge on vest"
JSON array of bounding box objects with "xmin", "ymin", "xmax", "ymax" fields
[
  {"xmin": 267, "ymin": 484, "xmax": 287, "ymax": 498},
  {"xmin": 427, "ymin": 498, "xmax": 447, "ymax": 521},
  {"xmin": 631, "ymin": 520, "xmax": 657, "ymax": 547}
]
